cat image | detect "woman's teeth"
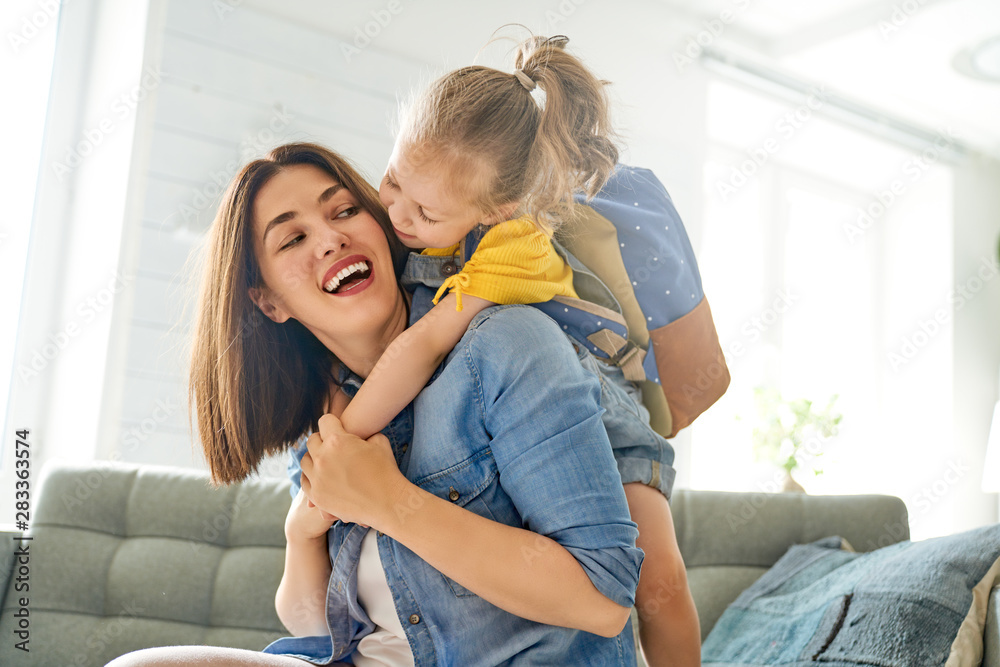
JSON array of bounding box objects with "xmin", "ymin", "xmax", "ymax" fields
[{"xmin": 323, "ymin": 261, "xmax": 368, "ymax": 293}]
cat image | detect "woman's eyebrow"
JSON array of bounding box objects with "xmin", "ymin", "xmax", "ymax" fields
[
  {"xmin": 318, "ymin": 183, "xmax": 343, "ymax": 204},
  {"xmin": 262, "ymin": 183, "xmax": 344, "ymax": 244}
]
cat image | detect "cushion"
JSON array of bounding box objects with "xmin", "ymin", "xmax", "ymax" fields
[{"xmin": 702, "ymin": 526, "xmax": 1000, "ymax": 666}]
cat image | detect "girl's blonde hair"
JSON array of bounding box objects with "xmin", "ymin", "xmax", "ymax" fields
[
  {"xmin": 397, "ymin": 34, "xmax": 619, "ymax": 233},
  {"xmin": 188, "ymin": 143, "xmax": 409, "ymax": 484}
]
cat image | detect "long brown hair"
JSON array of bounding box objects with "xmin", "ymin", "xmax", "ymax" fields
[
  {"xmin": 188, "ymin": 143, "xmax": 409, "ymax": 484},
  {"xmin": 396, "ymin": 34, "xmax": 619, "ymax": 233}
]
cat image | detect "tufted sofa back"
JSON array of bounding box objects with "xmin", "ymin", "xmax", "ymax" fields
[
  {"xmin": 0, "ymin": 461, "xmax": 292, "ymax": 667},
  {"xmin": 0, "ymin": 461, "xmax": 912, "ymax": 666}
]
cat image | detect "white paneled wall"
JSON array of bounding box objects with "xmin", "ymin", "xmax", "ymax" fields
[{"xmin": 110, "ymin": 0, "xmax": 429, "ymax": 472}]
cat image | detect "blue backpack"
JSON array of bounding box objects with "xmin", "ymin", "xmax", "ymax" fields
[{"xmin": 463, "ymin": 165, "xmax": 729, "ymax": 438}]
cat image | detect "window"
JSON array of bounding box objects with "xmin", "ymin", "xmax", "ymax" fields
[
  {"xmin": 692, "ymin": 79, "xmax": 955, "ymax": 539},
  {"xmin": 0, "ymin": 1, "xmax": 61, "ymax": 446}
]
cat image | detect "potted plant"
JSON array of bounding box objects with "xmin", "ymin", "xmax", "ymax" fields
[{"xmin": 749, "ymin": 387, "xmax": 843, "ymax": 492}]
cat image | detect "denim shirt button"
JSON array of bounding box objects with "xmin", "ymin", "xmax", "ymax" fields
[
  {"xmin": 408, "ymin": 614, "xmax": 420, "ymax": 625},
  {"xmin": 448, "ymin": 487, "xmax": 460, "ymax": 502},
  {"xmin": 377, "ymin": 531, "xmax": 383, "ymax": 537},
  {"xmin": 440, "ymin": 261, "xmax": 458, "ymax": 276}
]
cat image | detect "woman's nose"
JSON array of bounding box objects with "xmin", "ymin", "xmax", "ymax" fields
[{"xmin": 315, "ymin": 223, "xmax": 350, "ymax": 258}]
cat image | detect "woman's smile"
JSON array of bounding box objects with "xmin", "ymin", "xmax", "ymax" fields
[{"xmin": 322, "ymin": 254, "xmax": 374, "ymax": 296}]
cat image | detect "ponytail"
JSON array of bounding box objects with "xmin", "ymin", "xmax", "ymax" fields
[
  {"xmin": 515, "ymin": 35, "xmax": 619, "ymax": 227},
  {"xmin": 396, "ymin": 33, "xmax": 618, "ymax": 233}
]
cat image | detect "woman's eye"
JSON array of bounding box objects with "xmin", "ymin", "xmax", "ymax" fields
[
  {"xmin": 336, "ymin": 206, "xmax": 359, "ymax": 219},
  {"xmin": 281, "ymin": 234, "xmax": 304, "ymax": 250}
]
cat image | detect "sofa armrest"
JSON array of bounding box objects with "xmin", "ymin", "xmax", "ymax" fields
[{"xmin": 986, "ymin": 585, "xmax": 1000, "ymax": 667}]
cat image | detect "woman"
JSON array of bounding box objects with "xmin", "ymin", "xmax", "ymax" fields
[{"xmin": 109, "ymin": 143, "xmax": 643, "ymax": 666}]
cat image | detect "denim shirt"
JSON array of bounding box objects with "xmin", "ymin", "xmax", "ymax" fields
[{"xmin": 263, "ymin": 254, "xmax": 643, "ymax": 666}]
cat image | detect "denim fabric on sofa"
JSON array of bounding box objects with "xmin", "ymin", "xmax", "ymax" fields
[{"xmin": 0, "ymin": 461, "xmax": 996, "ymax": 666}]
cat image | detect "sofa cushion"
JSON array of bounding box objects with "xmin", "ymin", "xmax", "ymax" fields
[
  {"xmin": 702, "ymin": 526, "xmax": 1000, "ymax": 666},
  {"xmin": 668, "ymin": 490, "xmax": 910, "ymax": 639}
]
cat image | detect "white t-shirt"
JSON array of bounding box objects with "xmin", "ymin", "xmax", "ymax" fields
[{"xmin": 352, "ymin": 530, "xmax": 416, "ymax": 667}]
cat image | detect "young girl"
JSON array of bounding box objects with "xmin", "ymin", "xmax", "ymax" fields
[{"xmin": 334, "ymin": 35, "xmax": 701, "ymax": 665}]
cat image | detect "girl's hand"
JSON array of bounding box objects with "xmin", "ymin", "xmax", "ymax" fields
[
  {"xmin": 299, "ymin": 413, "xmax": 409, "ymax": 529},
  {"xmin": 285, "ymin": 488, "xmax": 337, "ymax": 542}
]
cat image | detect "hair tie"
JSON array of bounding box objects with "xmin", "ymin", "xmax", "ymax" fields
[{"xmin": 513, "ymin": 69, "xmax": 536, "ymax": 92}]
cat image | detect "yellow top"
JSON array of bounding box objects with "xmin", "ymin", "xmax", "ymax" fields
[{"xmin": 423, "ymin": 216, "xmax": 578, "ymax": 311}]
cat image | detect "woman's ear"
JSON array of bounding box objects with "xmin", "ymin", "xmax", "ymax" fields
[
  {"xmin": 248, "ymin": 286, "xmax": 290, "ymax": 323},
  {"xmin": 481, "ymin": 201, "xmax": 521, "ymax": 226}
]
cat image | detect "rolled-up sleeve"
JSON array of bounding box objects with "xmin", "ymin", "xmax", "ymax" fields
[
  {"xmin": 466, "ymin": 306, "xmax": 644, "ymax": 607},
  {"xmin": 285, "ymin": 436, "xmax": 308, "ymax": 499}
]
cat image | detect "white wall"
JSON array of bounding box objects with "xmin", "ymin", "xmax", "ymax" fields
[{"xmin": 100, "ymin": 0, "xmax": 426, "ymax": 473}]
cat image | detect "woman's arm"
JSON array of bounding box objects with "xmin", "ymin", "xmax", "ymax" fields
[
  {"xmin": 339, "ymin": 293, "xmax": 492, "ymax": 439},
  {"xmin": 300, "ymin": 415, "xmax": 632, "ymax": 638},
  {"xmin": 301, "ymin": 309, "xmax": 641, "ymax": 637}
]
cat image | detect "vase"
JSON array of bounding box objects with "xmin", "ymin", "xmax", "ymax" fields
[{"xmin": 781, "ymin": 471, "xmax": 806, "ymax": 493}]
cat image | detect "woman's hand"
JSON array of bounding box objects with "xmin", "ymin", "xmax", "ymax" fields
[
  {"xmin": 299, "ymin": 413, "xmax": 410, "ymax": 528},
  {"xmin": 285, "ymin": 488, "xmax": 337, "ymax": 542}
]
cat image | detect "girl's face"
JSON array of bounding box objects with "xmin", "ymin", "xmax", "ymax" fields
[
  {"xmin": 250, "ymin": 163, "xmax": 406, "ymax": 352},
  {"xmin": 379, "ymin": 144, "xmax": 499, "ymax": 250}
]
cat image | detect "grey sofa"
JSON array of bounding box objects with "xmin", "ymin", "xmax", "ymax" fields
[{"xmin": 0, "ymin": 461, "xmax": 994, "ymax": 666}]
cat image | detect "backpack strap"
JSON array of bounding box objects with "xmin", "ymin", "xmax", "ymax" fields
[{"xmin": 462, "ymin": 223, "xmax": 643, "ymax": 378}]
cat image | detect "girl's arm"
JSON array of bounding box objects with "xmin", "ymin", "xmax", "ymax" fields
[
  {"xmin": 299, "ymin": 416, "xmax": 632, "ymax": 638},
  {"xmin": 274, "ymin": 487, "xmax": 335, "ymax": 636},
  {"xmin": 339, "ymin": 293, "xmax": 493, "ymax": 439},
  {"xmin": 274, "ymin": 392, "xmax": 344, "ymax": 636}
]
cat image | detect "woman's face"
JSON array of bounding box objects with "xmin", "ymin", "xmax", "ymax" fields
[{"xmin": 250, "ymin": 163, "xmax": 406, "ymax": 354}]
